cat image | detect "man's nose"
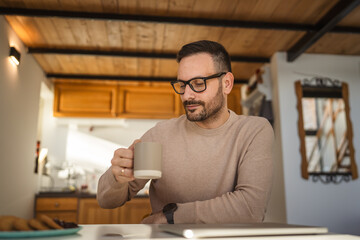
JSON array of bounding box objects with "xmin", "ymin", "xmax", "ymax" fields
[{"xmin": 182, "ymin": 84, "xmax": 195, "ymax": 100}]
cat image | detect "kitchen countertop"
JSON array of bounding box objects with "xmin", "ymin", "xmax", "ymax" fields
[{"xmin": 36, "ymin": 191, "xmax": 149, "ymax": 198}]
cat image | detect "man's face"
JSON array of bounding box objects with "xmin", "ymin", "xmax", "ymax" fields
[{"xmin": 177, "ymin": 53, "xmax": 225, "ymax": 122}]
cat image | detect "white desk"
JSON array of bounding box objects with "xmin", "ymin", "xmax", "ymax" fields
[{"xmin": 10, "ymin": 224, "xmax": 360, "ymax": 240}]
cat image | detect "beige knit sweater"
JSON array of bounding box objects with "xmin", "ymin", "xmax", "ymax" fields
[{"xmin": 97, "ymin": 111, "xmax": 274, "ymax": 223}]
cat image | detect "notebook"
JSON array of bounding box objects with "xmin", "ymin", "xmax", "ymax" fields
[{"xmin": 159, "ymin": 223, "xmax": 328, "ymax": 238}]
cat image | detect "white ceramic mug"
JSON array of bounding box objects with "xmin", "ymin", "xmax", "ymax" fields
[{"xmin": 134, "ymin": 142, "xmax": 162, "ymax": 179}]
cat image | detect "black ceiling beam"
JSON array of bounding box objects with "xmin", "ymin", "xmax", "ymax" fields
[
  {"xmin": 287, "ymin": 0, "xmax": 360, "ymax": 62},
  {"xmin": 0, "ymin": 7, "xmax": 344, "ymax": 33},
  {"xmin": 28, "ymin": 47, "xmax": 270, "ymax": 63},
  {"xmin": 46, "ymin": 73, "xmax": 248, "ymax": 84},
  {"xmin": 1, "ymin": 7, "xmax": 359, "ymax": 34},
  {"xmin": 29, "ymin": 48, "xmax": 177, "ymax": 59}
]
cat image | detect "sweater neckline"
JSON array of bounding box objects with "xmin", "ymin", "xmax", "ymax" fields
[{"xmin": 186, "ymin": 110, "xmax": 236, "ymax": 136}]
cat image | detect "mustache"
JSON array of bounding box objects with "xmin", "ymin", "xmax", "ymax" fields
[{"xmin": 183, "ymin": 100, "xmax": 205, "ymax": 107}]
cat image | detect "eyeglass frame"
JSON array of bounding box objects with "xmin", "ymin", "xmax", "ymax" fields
[{"xmin": 170, "ymin": 72, "xmax": 227, "ymax": 95}]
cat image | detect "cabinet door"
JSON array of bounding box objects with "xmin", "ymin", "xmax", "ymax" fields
[
  {"xmin": 35, "ymin": 197, "xmax": 78, "ymax": 223},
  {"xmin": 119, "ymin": 198, "xmax": 152, "ymax": 224},
  {"xmin": 36, "ymin": 212, "xmax": 78, "ymax": 223},
  {"xmin": 117, "ymin": 86, "xmax": 181, "ymax": 119},
  {"xmin": 54, "ymin": 83, "xmax": 117, "ymax": 117},
  {"xmin": 78, "ymin": 198, "xmax": 120, "ymax": 224},
  {"xmin": 228, "ymin": 84, "xmax": 242, "ymax": 115}
]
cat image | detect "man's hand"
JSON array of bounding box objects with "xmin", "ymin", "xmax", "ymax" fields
[
  {"xmin": 111, "ymin": 139, "xmax": 141, "ymax": 183},
  {"xmin": 141, "ymin": 211, "xmax": 168, "ymax": 224}
]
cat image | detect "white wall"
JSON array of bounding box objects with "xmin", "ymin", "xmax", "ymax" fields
[
  {"xmin": 0, "ymin": 17, "xmax": 45, "ymax": 218},
  {"xmin": 271, "ymin": 52, "xmax": 360, "ymax": 235}
]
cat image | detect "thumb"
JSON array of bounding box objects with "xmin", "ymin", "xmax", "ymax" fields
[{"xmin": 128, "ymin": 139, "xmax": 141, "ymax": 150}]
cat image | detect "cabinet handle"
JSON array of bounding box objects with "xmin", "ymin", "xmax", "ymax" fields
[{"xmin": 54, "ymin": 202, "xmax": 60, "ymax": 207}]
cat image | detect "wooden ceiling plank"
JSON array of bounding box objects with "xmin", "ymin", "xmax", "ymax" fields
[
  {"xmin": 168, "ymin": 0, "xmax": 196, "ymax": 17},
  {"xmin": 117, "ymin": 0, "xmax": 137, "ymax": 14},
  {"xmin": 307, "ymin": 33, "xmax": 360, "ymax": 55},
  {"xmin": 337, "ymin": 5, "xmax": 360, "ymax": 27},
  {"xmin": 106, "ymin": 20, "xmax": 123, "ymax": 48},
  {"xmin": 152, "ymin": 23, "xmax": 166, "ymax": 53},
  {"xmin": 0, "ymin": 6, "xmax": 323, "ymax": 32},
  {"xmin": 191, "ymin": 0, "xmax": 221, "ymax": 18},
  {"xmin": 157, "ymin": 59, "xmax": 178, "ymax": 77},
  {"xmin": 136, "ymin": 22, "xmax": 156, "ymax": 51},
  {"xmin": 162, "ymin": 24, "xmax": 189, "ymax": 52},
  {"xmin": 120, "ymin": 21, "xmax": 138, "ymax": 50},
  {"xmin": 68, "ymin": 19, "xmax": 92, "ymax": 47},
  {"xmin": 100, "ymin": 0, "xmax": 119, "ymax": 13},
  {"xmin": 86, "ymin": 19, "xmax": 109, "ymax": 48},
  {"xmin": 137, "ymin": 58, "xmax": 153, "ymax": 77},
  {"xmin": 154, "ymin": 0, "xmax": 170, "ymax": 15},
  {"xmin": 287, "ymin": 0, "xmax": 360, "ymax": 62},
  {"xmin": 112, "ymin": 57, "xmax": 127, "ymax": 75},
  {"xmin": 32, "ymin": 17, "xmax": 63, "ymax": 45},
  {"xmin": 33, "ymin": 54, "xmax": 53, "ymax": 72},
  {"xmin": 44, "ymin": 54, "xmax": 64, "ymax": 73},
  {"xmin": 5, "ymin": 16, "xmax": 35, "ymax": 45},
  {"xmin": 98, "ymin": 56, "xmax": 115, "ymax": 75},
  {"xmin": 152, "ymin": 58, "xmax": 161, "ymax": 77},
  {"xmin": 183, "ymin": 25, "xmax": 224, "ymax": 46},
  {"xmin": 51, "ymin": 18, "xmax": 77, "ymax": 46},
  {"xmin": 84, "ymin": 55, "xmax": 101, "ymax": 75},
  {"xmin": 78, "ymin": 0, "xmax": 104, "ymax": 13},
  {"xmin": 0, "ymin": 0, "xmax": 26, "ymax": 8}
]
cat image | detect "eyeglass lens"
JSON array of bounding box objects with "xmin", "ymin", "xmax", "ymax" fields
[{"xmin": 173, "ymin": 78, "xmax": 206, "ymax": 94}]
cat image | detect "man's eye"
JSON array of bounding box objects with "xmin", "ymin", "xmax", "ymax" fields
[{"xmin": 192, "ymin": 80, "xmax": 204, "ymax": 86}]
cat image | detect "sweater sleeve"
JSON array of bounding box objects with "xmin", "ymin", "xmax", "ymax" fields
[
  {"xmin": 173, "ymin": 120, "xmax": 274, "ymax": 223},
  {"xmin": 97, "ymin": 168, "xmax": 148, "ymax": 208},
  {"xmin": 97, "ymin": 128, "xmax": 156, "ymax": 209}
]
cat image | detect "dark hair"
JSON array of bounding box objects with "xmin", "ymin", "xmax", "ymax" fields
[{"xmin": 176, "ymin": 40, "xmax": 232, "ymax": 72}]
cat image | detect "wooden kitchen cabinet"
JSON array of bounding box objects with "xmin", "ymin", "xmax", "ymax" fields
[
  {"xmin": 78, "ymin": 198, "xmax": 151, "ymax": 224},
  {"xmin": 54, "ymin": 82, "xmax": 117, "ymax": 118},
  {"xmin": 118, "ymin": 198, "xmax": 152, "ymax": 224},
  {"xmin": 53, "ymin": 80, "xmax": 242, "ymax": 118},
  {"xmin": 35, "ymin": 195, "xmax": 151, "ymax": 224},
  {"xmin": 228, "ymin": 85, "xmax": 242, "ymax": 115},
  {"xmin": 117, "ymin": 85, "xmax": 182, "ymax": 119},
  {"xmin": 35, "ymin": 197, "xmax": 78, "ymax": 223},
  {"xmin": 78, "ymin": 198, "xmax": 119, "ymax": 224}
]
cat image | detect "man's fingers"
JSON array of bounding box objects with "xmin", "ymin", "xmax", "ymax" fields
[
  {"xmin": 112, "ymin": 166, "xmax": 135, "ymax": 181},
  {"xmin": 111, "ymin": 157, "xmax": 133, "ymax": 168},
  {"xmin": 128, "ymin": 139, "xmax": 141, "ymax": 151},
  {"xmin": 114, "ymin": 148, "xmax": 134, "ymax": 160}
]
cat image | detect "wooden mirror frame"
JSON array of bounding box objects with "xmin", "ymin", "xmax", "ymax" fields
[{"xmin": 295, "ymin": 78, "xmax": 358, "ymax": 182}]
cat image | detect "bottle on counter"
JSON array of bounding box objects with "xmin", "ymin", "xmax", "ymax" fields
[{"xmin": 34, "ymin": 140, "xmax": 40, "ymax": 174}]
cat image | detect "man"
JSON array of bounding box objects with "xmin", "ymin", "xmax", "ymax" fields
[{"xmin": 97, "ymin": 40, "xmax": 274, "ymax": 224}]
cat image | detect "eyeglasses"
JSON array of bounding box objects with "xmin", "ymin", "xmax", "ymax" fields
[{"xmin": 171, "ymin": 72, "xmax": 227, "ymax": 95}]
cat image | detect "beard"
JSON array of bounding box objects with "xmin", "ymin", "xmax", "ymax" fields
[{"xmin": 183, "ymin": 83, "xmax": 225, "ymax": 122}]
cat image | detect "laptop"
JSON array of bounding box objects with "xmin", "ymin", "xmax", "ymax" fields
[{"xmin": 159, "ymin": 223, "xmax": 328, "ymax": 238}]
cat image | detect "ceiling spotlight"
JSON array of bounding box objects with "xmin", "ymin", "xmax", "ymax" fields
[{"xmin": 9, "ymin": 47, "xmax": 21, "ymax": 66}]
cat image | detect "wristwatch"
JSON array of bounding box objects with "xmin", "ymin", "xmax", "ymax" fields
[{"xmin": 162, "ymin": 203, "xmax": 178, "ymax": 224}]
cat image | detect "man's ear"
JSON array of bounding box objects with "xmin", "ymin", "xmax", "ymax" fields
[{"xmin": 223, "ymin": 72, "xmax": 234, "ymax": 95}]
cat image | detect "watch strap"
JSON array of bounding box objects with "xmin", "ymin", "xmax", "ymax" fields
[{"xmin": 162, "ymin": 203, "xmax": 177, "ymax": 224}]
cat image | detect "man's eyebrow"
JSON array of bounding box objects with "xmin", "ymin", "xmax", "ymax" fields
[{"xmin": 177, "ymin": 75, "xmax": 205, "ymax": 81}]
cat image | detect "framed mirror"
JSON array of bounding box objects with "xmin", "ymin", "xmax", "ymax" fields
[{"xmin": 295, "ymin": 77, "xmax": 358, "ymax": 183}]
